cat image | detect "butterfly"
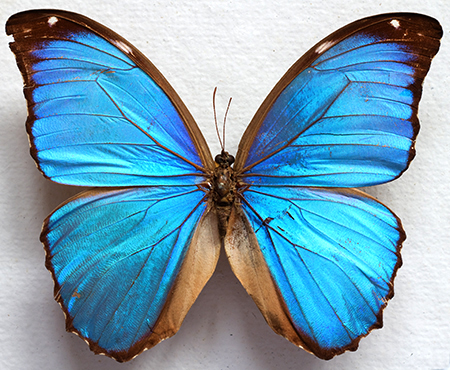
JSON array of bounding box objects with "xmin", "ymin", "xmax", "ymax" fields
[{"xmin": 6, "ymin": 9, "xmax": 442, "ymax": 362}]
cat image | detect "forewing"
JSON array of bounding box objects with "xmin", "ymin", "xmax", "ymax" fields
[
  {"xmin": 225, "ymin": 186, "xmax": 403, "ymax": 359},
  {"xmin": 6, "ymin": 10, "xmax": 213, "ymax": 186},
  {"xmin": 42, "ymin": 186, "xmax": 220, "ymax": 362},
  {"xmin": 235, "ymin": 13, "xmax": 442, "ymax": 187}
]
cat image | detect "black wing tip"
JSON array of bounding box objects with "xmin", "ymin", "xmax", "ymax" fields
[
  {"xmin": 345, "ymin": 12, "xmax": 442, "ymax": 37},
  {"xmin": 6, "ymin": 9, "xmax": 90, "ymax": 30},
  {"xmin": 6, "ymin": 8, "xmax": 214, "ymax": 170},
  {"xmin": 235, "ymin": 12, "xmax": 442, "ymax": 170}
]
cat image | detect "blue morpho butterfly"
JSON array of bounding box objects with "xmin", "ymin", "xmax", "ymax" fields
[{"xmin": 6, "ymin": 9, "xmax": 442, "ymax": 362}]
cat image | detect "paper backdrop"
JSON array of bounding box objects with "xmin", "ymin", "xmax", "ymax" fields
[{"xmin": 1, "ymin": 0, "xmax": 449, "ymax": 369}]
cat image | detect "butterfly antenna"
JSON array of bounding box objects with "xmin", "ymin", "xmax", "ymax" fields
[
  {"xmin": 223, "ymin": 96, "xmax": 232, "ymax": 151},
  {"xmin": 213, "ymin": 87, "xmax": 224, "ymax": 151}
]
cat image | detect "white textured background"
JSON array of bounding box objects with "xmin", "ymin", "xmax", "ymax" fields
[{"xmin": 1, "ymin": 0, "xmax": 449, "ymax": 369}]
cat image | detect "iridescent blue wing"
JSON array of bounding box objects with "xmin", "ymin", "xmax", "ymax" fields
[
  {"xmin": 234, "ymin": 13, "xmax": 442, "ymax": 187},
  {"xmin": 43, "ymin": 187, "xmax": 220, "ymax": 362},
  {"xmin": 226, "ymin": 186, "xmax": 403, "ymax": 359},
  {"xmin": 7, "ymin": 9, "xmax": 214, "ymax": 187},
  {"xmin": 7, "ymin": 10, "xmax": 220, "ymax": 362},
  {"xmin": 227, "ymin": 13, "xmax": 441, "ymax": 359}
]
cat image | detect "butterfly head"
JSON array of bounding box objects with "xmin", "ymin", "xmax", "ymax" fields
[{"xmin": 214, "ymin": 150, "xmax": 235, "ymax": 168}]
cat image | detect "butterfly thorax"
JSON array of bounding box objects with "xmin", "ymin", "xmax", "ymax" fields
[{"xmin": 212, "ymin": 151, "xmax": 237, "ymax": 237}]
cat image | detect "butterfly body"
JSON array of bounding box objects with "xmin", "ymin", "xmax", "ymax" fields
[
  {"xmin": 6, "ymin": 9, "xmax": 442, "ymax": 362},
  {"xmin": 210, "ymin": 151, "xmax": 240, "ymax": 236}
]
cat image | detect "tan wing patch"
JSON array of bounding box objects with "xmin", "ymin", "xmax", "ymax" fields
[{"xmin": 223, "ymin": 205, "xmax": 311, "ymax": 353}]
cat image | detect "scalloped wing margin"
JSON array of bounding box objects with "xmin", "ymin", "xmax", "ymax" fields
[
  {"xmin": 225, "ymin": 186, "xmax": 404, "ymax": 359},
  {"xmin": 41, "ymin": 186, "xmax": 220, "ymax": 362}
]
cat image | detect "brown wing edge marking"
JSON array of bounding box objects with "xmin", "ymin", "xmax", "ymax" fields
[
  {"xmin": 224, "ymin": 191, "xmax": 405, "ymax": 360},
  {"xmin": 233, "ymin": 12, "xmax": 442, "ymax": 171},
  {"xmin": 41, "ymin": 199, "xmax": 221, "ymax": 362},
  {"xmin": 6, "ymin": 9, "xmax": 214, "ymax": 171}
]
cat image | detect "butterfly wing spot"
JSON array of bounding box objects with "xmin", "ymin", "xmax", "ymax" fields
[
  {"xmin": 72, "ymin": 289, "xmax": 81, "ymax": 299},
  {"xmin": 68, "ymin": 288, "xmax": 82, "ymax": 311},
  {"xmin": 389, "ymin": 19, "xmax": 400, "ymax": 29},
  {"xmin": 47, "ymin": 16, "xmax": 58, "ymax": 27}
]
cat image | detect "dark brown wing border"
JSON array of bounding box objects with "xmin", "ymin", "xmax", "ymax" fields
[
  {"xmin": 6, "ymin": 9, "xmax": 214, "ymax": 171},
  {"xmin": 234, "ymin": 12, "xmax": 442, "ymax": 171}
]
